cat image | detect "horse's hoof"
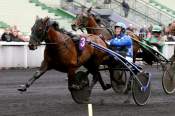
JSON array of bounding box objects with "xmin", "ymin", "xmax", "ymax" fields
[
  {"xmin": 17, "ymin": 85, "xmax": 27, "ymax": 92},
  {"xmin": 103, "ymin": 84, "xmax": 111, "ymax": 90},
  {"xmin": 17, "ymin": 88, "xmax": 27, "ymax": 92},
  {"xmin": 123, "ymin": 99, "xmax": 131, "ymax": 104},
  {"xmin": 123, "ymin": 87, "xmax": 130, "ymax": 94},
  {"xmin": 69, "ymin": 84, "xmax": 81, "ymax": 90}
]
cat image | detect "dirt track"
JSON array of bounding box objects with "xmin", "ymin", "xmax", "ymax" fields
[{"xmin": 0, "ymin": 66, "xmax": 175, "ymax": 116}]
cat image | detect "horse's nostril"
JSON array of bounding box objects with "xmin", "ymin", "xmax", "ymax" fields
[{"xmin": 28, "ymin": 44, "xmax": 36, "ymax": 50}]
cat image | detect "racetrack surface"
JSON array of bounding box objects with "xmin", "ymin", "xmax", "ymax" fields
[{"xmin": 0, "ymin": 66, "xmax": 175, "ymax": 116}]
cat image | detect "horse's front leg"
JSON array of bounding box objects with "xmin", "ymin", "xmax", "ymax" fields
[
  {"xmin": 123, "ymin": 75, "xmax": 132, "ymax": 104},
  {"xmin": 18, "ymin": 61, "xmax": 48, "ymax": 92},
  {"xmin": 89, "ymin": 71, "xmax": 111, "ymax": 90},
  {"xmin": 67, "ymin": 67, "xmax": 80, "ymax": 90},
  {"xmin": 89, "ymin": 73, "xmax": 98, "ymax": 90},
  {"xmin": 96, "ymin": 71, "xmax": 111, "ymax": 90}
]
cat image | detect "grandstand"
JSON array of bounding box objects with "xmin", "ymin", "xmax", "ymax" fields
[
  {"xmin": 150, "ymin": 0, "xmax": 175, "ymax": 17},
  {"xmin": 0, "ymin": 0, "xmax": 174, "ymax": 33},
  {"xmin": 1, "ymin": 0, "xmax": 174, "ymax": 32},
  {"xmin": 0, "ymin": 0, "xmax": 75, "ymax": 34}
]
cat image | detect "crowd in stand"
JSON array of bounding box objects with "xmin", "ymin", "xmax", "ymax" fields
[
  {"xmin": 0, "ymin": 22, "xmax": 174, "ymax": 43},
  {"xmin": 0, "ymin": 25, "xmax": 29, "ymax": 42},
  {"xmin": 0, "ymin": 0, "xmax": 174, "ymax": 43}
]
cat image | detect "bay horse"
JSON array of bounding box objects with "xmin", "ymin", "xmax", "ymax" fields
[
  {"xmin": 71, "ymin": 7, "xmax": 141, "ymax": 62},
  {"xmin": 71, "ymin": 8, "xmax": 146, "ymax": 97},
  {"xmin": 165, "ymin": 21, "xmax": 175, "ymax": 38},
  {"xmin": 18, "ymin": 16, "xmax": 111, "ymax": 93}
]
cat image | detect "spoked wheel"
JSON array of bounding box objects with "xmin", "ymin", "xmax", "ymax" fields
[
  {"xmin": 132, "ymin": 72, "xmax": 151, "ymax": 106},
  {"xmin": 162, "ymin": 63, "xmax": 175, "ymax": 94},
  {"xmin": 70, "ymin": 71, "xmax": 91, "ymax": 104},
  {"xmin": 111, "ymin": 70, "xmax": 128, "ymax": 94}
]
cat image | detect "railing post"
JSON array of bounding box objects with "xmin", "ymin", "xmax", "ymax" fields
[{"xmin": 24, "ymin": 43, "xmax": 28, "ymax": 68}]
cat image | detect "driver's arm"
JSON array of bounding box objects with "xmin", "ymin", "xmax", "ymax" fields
[{"xmin": 110, "ymin": 36, "xmax": 132, "ymax": 46}]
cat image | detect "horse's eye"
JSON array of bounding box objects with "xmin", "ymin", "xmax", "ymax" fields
[
  {"xmin": 82, "ymin": 16, "xmax": 87, "ymax": 20},
  {"xmin": 38, "ymin": 27, "xmax": 42, "ymax": 31},
  {"xmin": 39, "ymin": 27, "xmax": 42, "ymax": 30}
]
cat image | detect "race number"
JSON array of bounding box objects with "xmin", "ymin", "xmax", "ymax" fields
[{"xmin": 79, "ymin": 37, "xmax": 86, "ymax": 50}]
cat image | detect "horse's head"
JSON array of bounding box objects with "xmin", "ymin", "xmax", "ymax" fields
[
  {"xmin": 29, "ymin": 16, "xmax": 50, "ymax": 50},
  {"xmin": 169, "ymin": 22, "xmax": 175, "ymax": 36},
  {"xmin": 71, "ymin": 7, "xmax": 95, "ymax": 31}
]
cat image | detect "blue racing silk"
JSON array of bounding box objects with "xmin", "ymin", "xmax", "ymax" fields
[{"xmin": 109, "ymin": 33, "xmax": 133, "ymax": 57}]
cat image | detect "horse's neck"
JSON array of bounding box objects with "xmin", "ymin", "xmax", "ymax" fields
[
  {"xmin": 86, "ymin": 17, "xmax": 112, "ymax": 40},
  {"xmin": 170, "ymin": 28, "xmax": 175, "ymax": 36},
  {"xmin": 86, "ymin": 17, "xmax": 100, "ymax": 34},
  {"xmin": 46, "ymin": 28, "xmax": 73, "ymax": 56},
  {"xmin": 46, "ymin": 28, "xmax": 64, "ymax": 43}
]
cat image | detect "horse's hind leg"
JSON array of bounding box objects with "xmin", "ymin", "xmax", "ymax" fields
[
  {"xmin": 89, "ymin": 73, "xmax": 98, "ymax": 90},
  {"xmin": 96, "ymin": 71, "xmax": 111, "ymax": 90},
  {"xmin": 123, "ymin": 75, "xmax": 132, "ymax": 104},
  {"xmin": 123, "ymin": 90, "xmax": 132, "ymax": 104},
  {"xmin": 67, "ymin": 67, "xmax": 80, "ymax": 90},
  {"xmin": 18, "ymin": 61, "xmax": 48, "ymax": 92},
  {"xmin": 89, "ymin": 71, "xmax": 111, "ymax": 90}
]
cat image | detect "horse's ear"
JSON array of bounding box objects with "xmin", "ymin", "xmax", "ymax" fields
[
  {"xmin": 36, "ymin": 15, "xmax": 39, "ymax": 20},
  {"xmin": 52, "ymin": 21, "xmax": 60, "ymax": 30},
  {"xmin": 43, "ymin": 16, "xmax": 50, "ymax": 24},
  {"xmin": 95, "ymin": 16, "xmax": 101, "ymax": 24},
  {"xmin": 87, "ymin": 7, "xmax": 92, "ymax": 13},
  {"xmin": 80, "ymin": 6, "xmax": 86, "ymax": 14}
]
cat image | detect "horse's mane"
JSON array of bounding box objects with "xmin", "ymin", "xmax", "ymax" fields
[
  {"xmin": 92, "ymin": 14, "xmax": 111, "ymax": 28},
  {"xmin": 51, "ymin": 21, "xmax": 78, "ymax": 39}
]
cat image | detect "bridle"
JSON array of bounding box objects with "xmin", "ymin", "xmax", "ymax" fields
[{"xmin": 30, "ymin": 18, "xmax": 58, "ymax": 45}]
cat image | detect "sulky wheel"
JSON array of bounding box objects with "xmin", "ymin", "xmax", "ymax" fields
[
  {"xmin": 111, "ymin": 70, "xmax": 128, "ymax": 94},
  {"xmin": 162, "ymin": 63, "xmax": 175, "ymax": 94},
  {"xmin": 132, "ymin": 72, "xmax": 151, "ymax": 106},
  {"xmin": 70, "ymin": 71, "xmax": 91, "ymax": 104}
]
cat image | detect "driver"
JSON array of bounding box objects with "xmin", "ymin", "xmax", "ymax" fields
[
  {"xmin": 143, "ymin": 25, "xmax": 164, "ymax": 53},
  {"xmin": 107, "ymin": 22, "xmax": 133, "ymax": 62}
]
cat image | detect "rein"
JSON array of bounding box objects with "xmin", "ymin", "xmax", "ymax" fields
[
  {"xmin": 40, "ymin": 43, "xmax": 57, "ymax": 45},
  {"xmin": 79, "ymin": 26, "xmax": 112, "ymax": 30}
]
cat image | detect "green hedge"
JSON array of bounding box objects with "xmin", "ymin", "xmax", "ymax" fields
[
  {"xmin": 0, "ymin": 21, "xmax": 10, "ymax": 29},
  {"xmin": 28, "ymin": 0, "xmax": 76, "ymax": 19}
]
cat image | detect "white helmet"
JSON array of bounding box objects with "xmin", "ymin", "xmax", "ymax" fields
[{"xmin": 115, "ymin": 22, "xmax": 126, "ymax": 29}]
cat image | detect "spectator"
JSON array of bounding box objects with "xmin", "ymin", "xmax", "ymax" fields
[
  {"xmin": 122, "ymin": 0, "xmax": 130, "ymax": 18},
  {"xmin": 164, "ymin": 23, "xmax": 174, "ymax": 41},
  {"xmin": 1, "ymin": 28, "xmax": 13, "ymax": 42},
  {"xmin": 139, "ymin": 25, "xmax": 148, "ymax": 39},
  {"xmin": 142, "ymin": 25, "xmax": 164, "ymax": 53},
  {"xmin": 127, "ymin": 24, "xmax": 134, "ymax": 32},
  {"xmin": 1, "ymin": 26, "xmax": 29, "ymax": 42},
  {"xmin": 0, "ymin": 28, "xmax": 5, "ymax": 40},
  {"xmin": 11, "ymin": 25, "xmax": 20, "ymax": 38},
  {"xmin": 104, "ymin": 0, "xmax": 111, "ymax": 8},
  {"xmin": 148, "ymin": 24, "xmax": 153, "ymax": 32},
  {"xmin": 104, "ymin": 0, "xmax": 111, "ymax": 4},
  {"xmin": 66, "ymin": 0, "xmax": 73, "ymax": 2},
  {"xmin": 65, "ymin": 0, "xmax": 74, "ymax": 12}
]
